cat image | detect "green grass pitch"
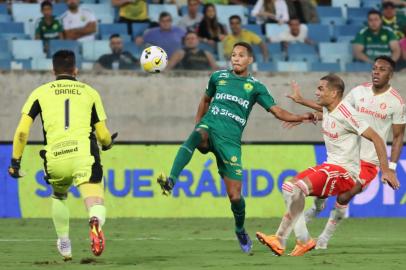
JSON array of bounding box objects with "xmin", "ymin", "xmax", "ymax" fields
[{"xmin": 0, "ymin": 218, "xmax": 405, "ymax": 270}]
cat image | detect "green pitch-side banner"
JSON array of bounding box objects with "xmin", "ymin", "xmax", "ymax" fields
[{"xmin": 17, "ymin": 145, "xmax": 315, "ymax": 218}]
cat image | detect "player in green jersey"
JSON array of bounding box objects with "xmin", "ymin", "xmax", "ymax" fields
[
  {"xmin": 157, "ymin": 42, "xmax": 315, "ymax": 253},
  {"xmin": 8, "ymin": 50, "xmax": 116, "ymax": 260}
]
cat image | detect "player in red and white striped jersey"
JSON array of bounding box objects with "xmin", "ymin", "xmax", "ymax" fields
[
  {"xmin": 256, "ymin": 74, "xmax": 399, "ymax": 256},
  {"xmin": 286, "ymin": 56, "xmax": 405, "ymax": 249}
]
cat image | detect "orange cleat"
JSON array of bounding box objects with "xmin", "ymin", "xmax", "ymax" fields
[
  {"xmin": 289, "ymin": 238, "xmax": 316, "ymax": 256},
  {"xmin": 256, "ymin": 232, "xmax": 285, "ymax": 256},
  {"xmin": 89, "ymin": 217, "xmax": 105, "ymax": 256}
]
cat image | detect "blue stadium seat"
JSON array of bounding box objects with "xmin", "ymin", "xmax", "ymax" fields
[
  {"xmin": 31, "ymin": 58, "xmax": 53, "ymax": 71},
  {"xmin": 347, "ymin": 8, "xmax": 369, "ymax": 25},
  {"xmin": 265, "ymin": 23, "xmax": 289, "ymax": 39},
  {"xmin": 310, "ymin": 62, "xmax": 341, "ymax": 72},
  {"xmin": 0, "ymin": 3, "xmax": 7, "ymax": 14},
  {"xmin": 0, "ymin": 59, "xmax": 11, "ymax": 70},
  {"xmin": 307, "ymin": 24, "xmax": 331, "ymax": 42},
  {"xmin": 268, "ymin": 43, "xmax": 284, "ymax": 61},
  {"xmin": 180, "ymin": 5, "xmax": 203, "ymax": 16},
  {"xmin": 332, "ymin": 0, "xmax": 360, "ymax": 8},
  {"xmin": 148, "ymin": 4, "xmax": 179, "ymax": 23},
  {"xmin": 287, "ymin": 43, "xmax": 319, "ymax": 63},
  {"xmin": 0, "ymin": 39, "xmax": 11, "ymax": 60},
  {"xmin": 124, "ymin": 42, "xmax": 142, "ymax": 58},
  {"xmin": 316, "ymin": 7, "xmax": 345, "ymax": 25},
  {"xmin": 319, "ymin": 42, "xmax": 352, "ymax": 63},
  {"xmin": 81, "ymin": 0, "xmax": 97, "ymax": 3},
  {"xmin": 12, "ymin": 40, "xmax": 45, "ymax": 60},
  {"xmin": 334, "ymin": 25, "xmax": 362, "ymax": 42},
  {"xmin": 243, "ymin": 24, "xmax": 263, "ymax": 37},
  {"xmin": 362, "ymin": 0, "xmax": 381, "ymax": 9},
  {"xmin": 11, "ymin": 59, "xmax": 31, "ymax": 70},
  {"xmin": 82, "ymin": 40, "xmax": 110, "ymax": 61},
  {"xmin": 276, "ymin": 61, "xmax": 309, "ymax": 72},
  {"xmin": 53, "ymin": 3, "xmax": 68, "ymax": 17},
  {"xmin": 215, "ymin": 5, "xmax": 247, "ymax": 26},
  {"xmin": 81, "ymin": 4, "xmax": 114, "ymax": 23},
  {"xmin": 346, "ymin": 62, "xmax": 371, "ymax": 72},
  {"xmin": 0, "ymin": 33, "xmax": 30, "ymax": 40},
  {"xmin": 257, "ymin": 62, "xmax": 277, "ymax": 72},
  {"xmin": 0, "ymin": 14, "xmax": 11, "ymax": 23},
  {"xmin": 11, "ymin": 3, "xmax": 41, "ymax": 37},
  {"xmin": 48, "ymin": 40, "xmax": 81, "ymax": 58},
  {"xmin": 131, "ymin": 23, "xmax": 150, "ymax": 37},
  {"xmin": 99, "ymin": 23, "xmax": 128, "ymax": 36},
  {"xmin": 0, "ymin": 22, "xmax": 25, "ymax": 34}
]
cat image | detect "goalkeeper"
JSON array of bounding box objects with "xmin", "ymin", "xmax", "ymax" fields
[{"xmin": 8, "ymin": 50, "xmax": 116, "ymax": 260}]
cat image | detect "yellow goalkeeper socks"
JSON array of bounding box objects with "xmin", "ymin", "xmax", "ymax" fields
[
  {"xmin": 51, "ymin": 198, "xmax": 70, "ymax": 238},
  {"xmin": 88, "ymin": 204, "xmax": 106, "ymax": 227}
]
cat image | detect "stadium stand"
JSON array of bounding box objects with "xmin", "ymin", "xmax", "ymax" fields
[{"xmin": 0, "ymin": 1, "xmax": 404, "ymax": 72}]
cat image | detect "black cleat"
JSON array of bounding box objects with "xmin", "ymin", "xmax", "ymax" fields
[{"xmin": 157, "ymin": 173, "xmax": 174, "ymax": 196}]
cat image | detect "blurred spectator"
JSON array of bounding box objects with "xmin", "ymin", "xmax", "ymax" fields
[
  {"xmin": 95, "ymin": 34, "xmax": 139, "ymax": 70},
  {"xmin": 60, "ymin": 0, "xmax": 97, "ymax": 41},
  {"xmin": 112, "ymin": 0, "xmax": 149, "ymax": 35},
  {"xmin": 399, "ymin": 37, "xmax": 406, "ymax": 70},
  {"xmin": 286, "ymin": 0, "xmax": 318, "ymax": 23},
  {"xmin": 137, "ymin": 12, "xmax": 186, "ymax": 58},
  {"xmin": 177, "ymin": 0, "xmax": 203, "ymax": 32},
  {"xmin": 251, "ymin": 0, "xmax": 290, "ymax": 25},
  {"xmin": 352, "ymin": 10, "xmax": 400, "ymax": 63},
  {"xmin": 223, "ymin": 15, "xmax": 269, "ymax": 61},
  {"xmin": 197, "ymin": 4, "xmax": 227, "ymax": 46},
  {"xmin": 166, "ymin": 31, "xmax": 218, "ymax": 70},
  {"xmin": 269, "ymin": 17, "xmax": 313, "ymax": 45},
  {"xmin": 383, "ymin": 0, "xmax": 406, "ymax": 8},
  {"xmin": 382, "ymin": 1, "xmax": 406, "ymax": 39},
  {"xmin": 35, "ymin": 1, "xmax": 63, "ymax": 42},
  {"xmin": 201, "ymin": 0, "xmax": 229, "ymax": 4}
]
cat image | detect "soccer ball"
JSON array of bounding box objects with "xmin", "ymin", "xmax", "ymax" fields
[{"xmin": 140, "ymin": 46, "xmax": 168, "ymax": 73}]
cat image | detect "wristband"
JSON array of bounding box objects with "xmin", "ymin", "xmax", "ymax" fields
[{"xmin": 389, "ymin": 162, "xmax": 397, "ymax": 170}]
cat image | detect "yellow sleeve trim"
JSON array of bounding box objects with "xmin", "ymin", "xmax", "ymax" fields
[{"xmin": 12, "ymin": 114, "xmax": 33, "ymax": 159}]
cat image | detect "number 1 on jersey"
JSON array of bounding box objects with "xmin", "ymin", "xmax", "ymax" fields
[{"xmin": 64, "ymin": 99, "xmax": 70, "ymax": 130}]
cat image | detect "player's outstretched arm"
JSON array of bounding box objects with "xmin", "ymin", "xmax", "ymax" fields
[
  {"xmin": 361, "ymin": 127, "xmax": 400, "ymax": 190},
  {"xmin": 390, "ymin": 124, "xmax": 405, "ymax": 167},
  {"xmin": 269, "ymin": 105, "xmax": 315, "ymax": 123},
  {"xmin": 195, "ymin": 94, "xmax": 211, "ymax": 124},
  {"xmin": 95, "ymin": 121, "xmax": 117, "ymax": 151},
  {"xmin": 9, "ymin": 114, "xmax": 33, "ymax": 178},
  {"xmin": 287, "ymin": 81, "xmax": 323, "ymax": 112}
]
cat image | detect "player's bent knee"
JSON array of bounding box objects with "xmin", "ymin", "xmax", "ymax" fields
[{"xmin": 79, "ymin": 183, "xmax": 104, "ymax": 200}]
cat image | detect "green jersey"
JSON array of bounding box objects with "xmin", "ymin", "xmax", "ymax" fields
[
  {"xmin": 383, "ymin": 15, "xmax": 406, "ymax": 39},
  {"xmin": 352, "ymin": 27, "xmax": 398, "ymax": 60},
  {"xmin": 35, "ymin": 16, "xmax": 63, "ymax": 40},
  {"xmin": 201, "ymin": 69, "xmax": 276, "ymax": 141}
]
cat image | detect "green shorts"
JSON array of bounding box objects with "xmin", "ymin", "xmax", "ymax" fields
[
  {"xmin": 43, "ymin": 154, "xmax": 103, "ymax": 195},
  {"xmin": 197, "ymin": 124, "xmax": 243, "ymax": 181}
]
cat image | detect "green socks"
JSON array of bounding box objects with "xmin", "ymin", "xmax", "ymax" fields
[
  {"xmin": 89, "ymin": 204, "xmax": 106, "ymax": 227},
  {"xmin": 170, "ymin": 130, "xmax": 202, "ymax": 183},
  {"xmin": 52, "ymin": 198, "xmax": 70, "ymax": 238},
  {"xmin": 231, "ymin": 197, "xmax": 246, "ymax": 233}
]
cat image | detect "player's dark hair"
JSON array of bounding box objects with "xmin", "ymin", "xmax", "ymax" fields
[
  {"xmin": 233, "ymin": 42, "xmax": 253, "ymax": 56},
  {"xmin": 159, "ymin": 11, "xmax": 172, "ymax": 21},
  {"xmin": 375, "ymin": 55, "xmax": 396, "ymax": 70},
  {"xmin": 321, "ymin": 74, "xmax": 345, "ymax": 97},
  {"xmin": 41, "ymin": 0, "xmax": 52, "ymax": 9},
  {"xmin": 229, "ymin": 15, "xmax": 242, "ymax": 23},
  {"xmin": 109, "ymin": 33, "xmax": 120, "ymax": 40},
  {"xmin": 52, "ymin": 50, "xmax": 76, "ymax": 75},
  {"xmin": 288, "ymin": 16, "xmax": 300, "ymax": 23},
  {"xmin": 368, "ymin": 9, "xmax": 381, "ymax": 18}
]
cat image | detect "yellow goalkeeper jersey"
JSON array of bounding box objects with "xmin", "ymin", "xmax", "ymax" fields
[{"xmin": 21, "ymin": 75, "xmax": 107, "ymax": 159}]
